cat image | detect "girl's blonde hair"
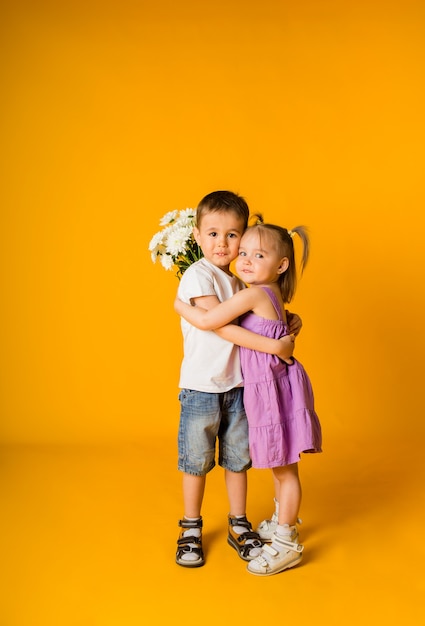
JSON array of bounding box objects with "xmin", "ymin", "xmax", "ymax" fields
[{"xmin": 247, "ymin": 214, "xmax": 310, "ymax": 303}]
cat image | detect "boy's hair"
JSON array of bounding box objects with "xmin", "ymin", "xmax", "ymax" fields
[
  {"xmin": 247, "ymin": 214, "xmax": 310, "ymax": 303},
  {"xmin": 196, "ymin": 191, "xmax": 250, "ymax": 230}
]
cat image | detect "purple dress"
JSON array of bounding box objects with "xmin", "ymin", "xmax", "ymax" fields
[{"xmin": 240, "ymin": 286, "xmax": 322, "ymax": 469}]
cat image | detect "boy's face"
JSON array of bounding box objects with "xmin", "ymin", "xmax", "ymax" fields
[{"xmin": 194, "ymin": 211, "xmax": 245, "ymax": 272}]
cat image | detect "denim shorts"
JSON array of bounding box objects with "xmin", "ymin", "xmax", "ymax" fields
[{"xmin": 178, "ymin": 387, "xmax": 251, "ymax": 476}]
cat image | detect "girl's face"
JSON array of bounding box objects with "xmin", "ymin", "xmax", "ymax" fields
[
  {"xmin": 235, "ymin": 229, "xmax": 288, "ymax": 285},
  {"xmin": 194, "ymin": 211, "xmax": 245, "ymax": 272}
]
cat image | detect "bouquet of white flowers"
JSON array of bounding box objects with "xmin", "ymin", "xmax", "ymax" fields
[{"xmin": 148, "ymin": 208, "xmax": 203, "ymax": 279}]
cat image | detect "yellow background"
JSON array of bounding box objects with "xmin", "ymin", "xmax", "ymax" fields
[{"xmin": 1, "ymin": 0, "xmax": 424, "ymax": 624}]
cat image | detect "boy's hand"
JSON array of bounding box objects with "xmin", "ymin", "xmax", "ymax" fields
[
  {"xmin": 174, "ymin": 296, "xmax": 183, "ymax": 314},
  {"xmin": 286, "ymin": 311, "xmax": 302, "ymax": 336},
  {"xmin": 276, "ymin": 333, "xmax": 295, "ymax": 364}
]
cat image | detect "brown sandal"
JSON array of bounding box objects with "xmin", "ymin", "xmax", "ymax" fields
[
  {"xmin": 176, "ymin": 518, "xmax": 204, "ymax": 568},
  {"xmin": 228, "ymin": 515, "xmax": 263, "ymax": 561}
]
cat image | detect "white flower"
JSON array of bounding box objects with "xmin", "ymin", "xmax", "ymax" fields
[
  {"xmin": 148, "ymin": 207, "xmax": 202, "ymax": 279},
  {"xmin": 159, "ymin": 210, "xmax": 178, "ymax": 226},
  {"xmin": 166, "ymin": 225, "xmax": 193, "ymax": 256},
  {"xmin": 160, "ymin": 254, "xmax": 175, "ymax": 270},
  {"xmin": 178, "ymin": 208, "xmax": 197, "ymax": 221},
  {"xmin": 148, "ymin": 231, "xmax": 165, "ymax": 252},
  {"xmin": 175, "ymin": 214, "xmax": 196, "ymax": 230}
]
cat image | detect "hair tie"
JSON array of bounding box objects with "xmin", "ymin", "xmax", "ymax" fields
[
  {"xmin": 287, "ymin": 229, "xmax": 295, "ymax": 238},
  {"xmin": 250, "ymin": 213, "xmax": 264, "ymax": 226}
]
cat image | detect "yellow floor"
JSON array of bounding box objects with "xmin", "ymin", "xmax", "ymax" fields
[{"xmin": 1, "ymin": 433, "xmax": 424, "ymax": 626}]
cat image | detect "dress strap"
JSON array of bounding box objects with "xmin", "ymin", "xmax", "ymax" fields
[{"xmin": 261, "ymin": 286, "xmax": 284, "ymax": 321}]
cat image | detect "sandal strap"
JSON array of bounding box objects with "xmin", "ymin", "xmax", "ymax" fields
[
  {"xmin": 177, "ymin": 535, "xmax": 202, "ymax": 547},
  {"xmin": 228, "ymin": 516, "xmax": 263, "ymax": 559},
  {"xmin": 236, "ymin": 532, "xmax": 262, "ymax": 557},
  {"xmin": 176, "ymin": 531, "xmax": 204, "ymax": 560},
  {"xmin": 235, "ymin": 530, "xmax": 262, "ymax": 544},
  {"xmin": 228, "ymin": 516, "xmax": 251, "ymax": 530},
  {"xmin": 176, "ymin": 544, "xmax": 203, "ymax": 559},
  {"xmin": 263, "ymin": 539, "xmax": 304, "ymax": 556},
  {"xmin": 176, "ymin": 535, "xmax": 203, "ymax": 560},
  {"xmin": 178, "ymin": 518, "xmax": 203, "ymax": 529}
]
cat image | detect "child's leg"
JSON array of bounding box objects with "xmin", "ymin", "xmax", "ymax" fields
[
  {"xmin": 273, "ymin": 463, "xmax": 302, "ymax": 526},
  {"xmin": 221, "ymin": 388, "xmax": 262, "ymax": 560},
  {"xmin": 256, "ymin": 472, "xmax": 285, "ymax": 540},
  {"xmin": 176, "ymin": 388, "xmax": 219, "ymax": 567},
  {"xmin": 225, "ymin": 468, "xmax": 247, "ymax": 516},
  {"xmin": 273, "ymin": 472, "xmax": 280, "ymax": 504},
  {"xmin": 176, "ymin": 473, "xmax": 206, "ymax": 568},
  {"xmin": 183, "ymin": 473, "xmax": 206, "ymax": 518},
  {"xmin": 248, "ymin": 463, "xmax": 303, "ymax": 576},
  {"xmin": 226, "ymin": 469, "xmax": 263, "ymax": 561}
]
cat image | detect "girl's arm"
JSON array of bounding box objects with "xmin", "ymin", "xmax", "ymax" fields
[
  {"xmin": 215, "ymin": 324, "xmax": 295, "ymax": 361},
  {"xmin": 174, "ymin": 289, "xmax": 258, "ymax": 330},
  {"xmin": 175, "ymin": 295, "xmax": 295, "ymax": 360}
]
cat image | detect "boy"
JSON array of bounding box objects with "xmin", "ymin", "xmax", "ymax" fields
[{"xmin": 175, "ymin": 191, "xmax": 299, "ymax": 567}]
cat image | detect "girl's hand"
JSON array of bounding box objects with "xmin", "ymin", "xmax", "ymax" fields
[
  {"xmin": 286, "ymin": 311, "xmax": 302, "ymax": 336},
  {"xmin": 276, "ymin": 333, "xmax": 295, "ymax": 363}
]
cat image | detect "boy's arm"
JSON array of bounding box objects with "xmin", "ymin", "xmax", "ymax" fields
[{"xmin": 286, "ymin": 310, "xmax": 302, "ymax": 336}]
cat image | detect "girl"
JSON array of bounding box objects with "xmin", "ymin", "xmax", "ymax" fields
[{"xmin": 174, "ymin": 215, "xmax": 322, "ymax": 576}]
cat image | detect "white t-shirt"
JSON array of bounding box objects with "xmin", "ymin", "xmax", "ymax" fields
[{"xmin": 177, "ymin": 257, "xmax": 246, "ymax": 392}]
